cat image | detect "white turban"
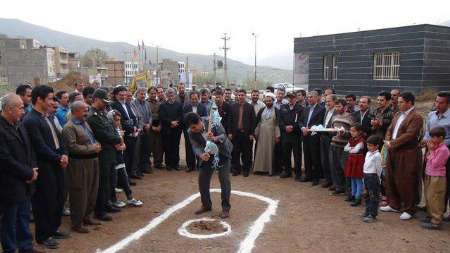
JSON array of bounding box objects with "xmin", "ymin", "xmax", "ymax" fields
[{"xmin": 264, "ymin": 92, "xmax": 276, "ymax": 100}]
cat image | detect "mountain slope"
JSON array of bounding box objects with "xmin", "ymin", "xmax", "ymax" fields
[{"xmin": 0, "ymin": 18, "xmax": 291, "ymax": 84}]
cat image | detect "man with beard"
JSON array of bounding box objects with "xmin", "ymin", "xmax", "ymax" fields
[
  {"xmin": 148, "ymin": 87, "xmax": 164, "ymax": 170},
  {"xmin": 253, "ymin": 93, "xmax": 280, "ymax": 176},
  {"xmin": 250, "ymin": 90, "xmax": 265, "ymax": 115}
]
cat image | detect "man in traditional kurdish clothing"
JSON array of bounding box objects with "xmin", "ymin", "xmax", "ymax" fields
[
  {"xmin": 253, "ymin": 93, "xmax": 280, "ymax": 176},
  {"xmin": 381, "ymin": 92, "xmax": 423, "ymax": 220}
]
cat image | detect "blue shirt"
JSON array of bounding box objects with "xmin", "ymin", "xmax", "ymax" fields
[
  {"xmin": 425, "ymin": 109, "xmax": 450, "ymax": 146},
  {"xmin": 55, "ymin": 106, "xmax": 69, "ymax": 127}
]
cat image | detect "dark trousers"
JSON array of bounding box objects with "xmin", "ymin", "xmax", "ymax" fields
[
  {"xmin": 303, "ymin": 134, "xmax": 321, "ymax": 182},
  {"xmin": 111, "ymin": 166, "xmax": 133, "ymax": 202},
  {"xmin": 32, "ymin": 163, "xmax": 65, "ymax": 243},
  {"xmin": 364, "ymin": 173, "xmax": 380, "ymax": 217},
  {"xmin": 137, "ymin": 132, "xmax": 150, "ymax": 173},
  {"xmin": 282, "ymin": 136, "xmax": 302, "ymax": 178},
  {"xmin": 149, "ymin": 129, "xmax": 164, "ymax": 168},
  {"xmin": 199, "ymin": 158, "xmax": 231, "ymax": 211},
  {"xmin": 124, "ymin": 136, "xmax": 138, "ymax": 177},
  {"xmin": 184, "ymin": 129, "xmax": 197, "ymax": 170},
  {"xmin": 330, "ymin": 145, "xmax": 346, "ymax": 191},
  {"xmin": 320, "ymin": 135, "xmax": 332, "ymax": 183},
  {"xmin": 273, "ymin": 142, "xmax": 283, "ymax": 175},
  {"xmin": 162, "ymin": 129, "xmax": 182, "ymax": 169},
  {"xmin": 1, "ymin": 199, "xmax": 33, "ymax": 253},
  {"xmin": 231, "ymin": 131, "xmax": 253, "ymax": 175},
  {"xmin": 96, "ymin": 150, "xmax": 115, "ymax": 217}
]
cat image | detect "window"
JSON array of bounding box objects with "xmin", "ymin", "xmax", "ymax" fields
[
  {"xmin": 323, "ymin": 55, "xmax": 337, "ymax": 80},
  {"xmin": 373, "ymin": 52, "xmax": 400, "ymax": 80}
]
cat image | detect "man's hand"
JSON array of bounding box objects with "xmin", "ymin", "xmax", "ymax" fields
[
  {"xmin": 228, "ymin": 134, "xmax": 232, "ymax": 140},
  {"xmin": 115, "ymin": 143, "xmax": 126, "ymax": 151},
  {"xmin": 60, "ymin": 155, "xmax": 69, "ymax": 168},
  {"xmin": 275, "ymin": 136, "xmax": 280, "ymax": 143},
  {"xmin": 170, "ymin": 121, "xmax": 179, "ymax": 128},
  {"xmin": 286, "ymin": 125, "xmax": 293, "ymax": 133},
  {"xmin": 302, "ymin": 127, "xmax": 309, "ymax": 136},
  {"xmin": 144, "ymin": 124, "xmax": 151, "ymax": 131},
  {"xmin": 427, "ymin": 140, "xmax": 436, "ymax": 151},
  {"xmin": 200, "ymin": 152, "xmax": 210, "ymax": 161},
  {"xmin": 384, "ymin": 140, "xmax": 392, "ymax": 149},
  {"xmin": 94, "ymin": 143, "xmax": 102, "ymax": 153},
  {"xmin": 27, "ymin": 167, "xmax": 39, "ymax": 183}
]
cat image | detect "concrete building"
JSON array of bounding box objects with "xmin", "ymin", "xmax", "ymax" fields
[
  {"xmin": 159, "ymin": 59, "xmax": 185, "ymax": 87},
  {"xmin": 105, "ymin": 60, "xmax": 125, "ymax": 86},
  {"xmin": 294, "ymin": 24, "xmax": 450, "ymax": 95}
]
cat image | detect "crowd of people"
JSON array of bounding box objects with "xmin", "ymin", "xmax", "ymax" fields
[{"xmin": 0, "ymin": 81, "xmax": 449, "ymax": 252}]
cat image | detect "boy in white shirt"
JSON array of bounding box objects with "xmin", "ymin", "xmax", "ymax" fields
[{"xmin": 362, "ymin": 135, "xmax": 383, "ymax": 223}]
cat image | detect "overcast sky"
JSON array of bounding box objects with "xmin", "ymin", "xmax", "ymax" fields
[{"xmin": 1, "ymin": 0, "xmax": 449, "ymax": 67}]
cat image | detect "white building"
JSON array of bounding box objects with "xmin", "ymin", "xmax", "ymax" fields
[{"xmin": 124, "ymin": 61, "xmax": 139, "ymax": 85}]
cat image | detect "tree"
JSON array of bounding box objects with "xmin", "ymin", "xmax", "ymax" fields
[{"xmin": 81, "ymin": 48, "xmax": 109, "ymax": 68}]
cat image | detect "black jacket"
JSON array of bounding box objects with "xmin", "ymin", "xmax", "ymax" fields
[
  {"xmin": 230, "ymin": 102, "xmax": 256, "ymax": 136},
  {"xmin": 110, "ymin": 101, "xmax": 138, "ymax": 136},
  {"xmin": 278, "ymin": 103, "xmax": 303, "ymax": 137},
  {"xmin": 299, "ymin": 103, "xmax": 326, "ymax": 129},
  {"xmin": 217, "ymin": 102, "xmax": 233, "ymax": 135},
  {"xmin": 352, "ymin": 110, "xmax": 373, "ymax": 137},
  {"xmin": 0, "ymin": 116, "xmax": 35, "ymax": 205},
  {"xmin": 22, "ymin": 109, "xmax": 66, "ymax": 164},
  {"xmin": 159, "ymin": 101, "xmax": 183, "ymax": 134},
  {"xmin": 183, "ymin": 103, "xmax": 208, "ymax": 128}
]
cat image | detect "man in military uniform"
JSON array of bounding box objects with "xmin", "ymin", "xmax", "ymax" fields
[{"xmin": 87, "ymin": 89, "xmax": 122, "ymax": 221}]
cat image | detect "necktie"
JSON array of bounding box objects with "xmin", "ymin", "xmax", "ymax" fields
[{"xmin": 45, "ymin": 117, "xmax": 60, "ymax": 149}]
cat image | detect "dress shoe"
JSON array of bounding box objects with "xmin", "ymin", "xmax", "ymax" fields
[
  {"xmin": 421, "ymin": 221, "xmax": 441, "ymax": 230},
  {"xmin": 96, "ymin": 214, "xmax": 113, "ymax": 221},
  {"xmin": 194, "ymin": 207, "xmax": 212, "ymax": 215},
  {"xmin": 321, "ymin": 181, "xmax": 332, "ymax": 188},
  {"xmin": 166, "ymin": 167, "xmax": 173, "ymax": 171},
  {"xmin": 84, "ymin": 218, "xmax": 101, "ymax": 226},
  {"xmin": 142, "ymin": 169, "xmax": 152, "ymax": 174},
  {"xmin": 220, "ymin": 210, "xmax": 230, "ymax": 219},
  {"xmin": 299, "ymin": 177, "xmax": 311, "ymax": 182},
  {"xmin": 20, "ymin": 248, "xmax": 46, "ymax": 253},
  {"xmin": 311, "ymin": 180, "xmax": 319, "ymax": 186},
  {"xmin": 52, "ymin": 231, "xmax": 70, "ymax": 240},
  {"xmin": 344, "ymin": 196, "xmax": 354, "ymax": 202},
  {"xmin": 329, "ymin": 185, "xmax": 336, "ymax": 191},
  {"xmin": 130, "ymin": 174, "xmax": 142, "ymax": 180},
  {"xmin": 38, "ymin": 238, "xmax": 59, "ymax": 249},
  {"xmin": 332, "ymin": 189, "xmax": 345, "ymax": 195},
  {"xmin": 106, "ymin": 206, "xmax": 121, "ymax": 213},
  {"xmin": 279, "ymin": 172, "xmax": 292, "ymax": 178},
  {"xmin": 72, "ymin": 226, "xmax": 89, "ymax": 234},
  {"xmin": 173, "ymin": 167, "xmax": 181, "ymax": 171}
]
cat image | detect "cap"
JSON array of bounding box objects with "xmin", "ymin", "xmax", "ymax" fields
[{"xmin": 93, "ymin": 89, "xmax": 111, "ymax": 103}]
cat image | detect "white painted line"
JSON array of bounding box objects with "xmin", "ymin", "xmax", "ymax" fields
[
  {"xmin": 97, "ymin": 189, "xmax": 279, "ymax": 253},
  {"xmin": 177, "ymin": 217, "xmax": 231, "ymax": 239}
]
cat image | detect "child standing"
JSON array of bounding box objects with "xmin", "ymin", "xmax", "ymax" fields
[
  {"xmin": 362, "ymin": 135, "xmax": 383, "ymax": 223},
  {"xmin": 422, "ymin": 126, "xmax": 450, "ymax": 230},
  {"xmin": 344, "ymin": 124, "xmax": 365, "ymax": 207}
]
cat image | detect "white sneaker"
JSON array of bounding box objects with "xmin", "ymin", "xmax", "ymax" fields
[
  {"xmin": 113, "ymin": 201, "xmax": 126, "ymax": 208},
  {"xmin": 379, "ymin": 205, "xmax": 399, "ymax": 212},
  {"xmin": 126, "ymin": 198, "xmax": 143, "ymax": 207},
  {"xmin": 400, "ymin": 212, "xmax": 413, "ymax": 220}
]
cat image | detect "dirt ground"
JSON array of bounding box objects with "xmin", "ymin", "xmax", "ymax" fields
[{"xmin": 43, "ymin": 141, "xmax": 450, "ymax": 253}]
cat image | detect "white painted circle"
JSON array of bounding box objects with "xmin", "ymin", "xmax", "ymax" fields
[{"xmin": 177, "ymin": 217, "xmax": 231, "ymax": 239}]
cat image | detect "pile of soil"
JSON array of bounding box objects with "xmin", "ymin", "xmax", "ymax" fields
[{"xmin": 187, "ymin": 220, "xmax": 228, "ymax": 234}]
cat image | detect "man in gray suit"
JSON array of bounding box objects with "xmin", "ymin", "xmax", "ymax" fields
[{"xmin": 185, "ymin": 112, "xmax": 232, "ymax": 219}]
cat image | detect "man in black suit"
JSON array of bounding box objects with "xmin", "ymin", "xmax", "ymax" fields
[
  {"xmin": 0, "ymin": 94, "xmax": 44, "ymax": 253},
  {"xmin": 110, "ymin": 86, "xmax": 140, "ymax": 179},
  {"xmin": 230, "ymin": 89, "xmax": 256, "ymax": 177},
  {"xmin": 183, "ymin": 91, "xmax": 208, "ymax": 172},
  {"xmin": 320, "ymin": 94, "xmax": 337, "ymax": 188},
  {"xmin": 300, "ymin": 91, "xmax": 325, "ymax": 186},
  {"xmin": 352, "ymin": 96, "xmax": 373, "ymax": 138},
  {"xmin": 278, "ymin": 92, "xmax": 303, "ymax": 179},
  {"xmin": 214, "ymin": 89, "xmax": 232, "ymax": 135},
  {"xmin": 22, "ymin": 85, "xmax": 69, "ymax": 249},
  {"xmin": 159, "ymin": 88, "xmax": 184, "ymax": 170}
]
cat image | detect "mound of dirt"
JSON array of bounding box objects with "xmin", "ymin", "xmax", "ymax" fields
[{"xmin": 187, "ymin": 220, "xmax": 228, "ymax": 234}]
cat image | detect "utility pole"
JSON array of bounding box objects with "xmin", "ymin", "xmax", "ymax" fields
[
  {"xmin": 221, "ymin": 33, "xmax": 230, "ymax": 88},
  {"xmin": 156, "ymin": 46, "xmax": 159, "ymax": 86},
  {"xmin": 252, "ymin": 33, "xmax": 257, "ymax": 89},
  {"xmin": 213, "ymin": 53, "xmax": 217, "ymax": 86}
]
